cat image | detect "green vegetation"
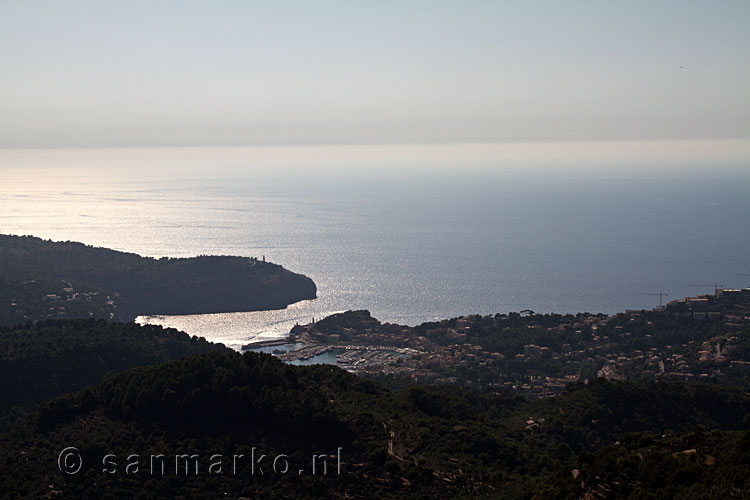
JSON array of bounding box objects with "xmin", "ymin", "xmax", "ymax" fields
[
  {"xmin": 0, "ymin": 319, "xmax": 225, "ymax": 430},
  {"xmin": 0, "ymin": 234, "xmax": 317, "ymax": 325},
  {"xmin": 1, "ymin": 237, "xmax": 748, "ymax": 497},
  {"xmin": 537, "ymin": 429, "xmax": 750, "ymax": 499},
  {"xmin": 1, "ymin": 348, "xmax": 748, "ymax": 499}
]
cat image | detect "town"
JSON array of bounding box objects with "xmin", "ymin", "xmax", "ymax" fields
[{"xmin": 246, "ymin": 287, "xmax": 750, "ymax": 397}]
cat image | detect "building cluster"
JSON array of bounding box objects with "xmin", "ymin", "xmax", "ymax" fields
[
  {"xmin": 41, "ymin": 282, "xmax": 117, "ymax": 320},
  {"xmin": 275, "ymin": 287, "xmax": 750, "ymax": 396},
  {"xmin": 667, "ymin": 287, "xmax": 750, "ymax": 323},
  {"xmin": 6, "ymin": 279, "xmax": 117, "ymax": 323}
]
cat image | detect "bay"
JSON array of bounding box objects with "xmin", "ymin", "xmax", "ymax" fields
[{"xmin": 1, "ymin": 142, "xmax": 748, "ymax": 349}]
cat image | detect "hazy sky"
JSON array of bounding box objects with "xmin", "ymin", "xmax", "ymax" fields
[{"xmin": 1, "ymin": 1, "xmax": 749, "ymax": 147}]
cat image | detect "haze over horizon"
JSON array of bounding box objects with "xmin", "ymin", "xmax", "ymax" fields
[{"xmin": 1, "ymin": 1, "xmax": 749, "ymax": 149}]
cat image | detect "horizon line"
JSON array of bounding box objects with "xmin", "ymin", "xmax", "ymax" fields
[{"xmin": 2, "ymin": 136, "xmax": 750, "ymax": 151}]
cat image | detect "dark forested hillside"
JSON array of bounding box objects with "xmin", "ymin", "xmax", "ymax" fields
[
  {"xmin": 0, "ymin": 319, "xmax": 226, "ymax": 430},
  {"xmin": 2, "ymin": 236, "xmax": 749, "ymax": 497},
  {"xmin": 0, "ymin": 234, "xmax": 317, "ymax": 325},
  {"xmin": 537, "ymin": 429, "xmax": 750, "ymax": 499},
  {"xmin": 1, "ymin": 350, "xmax": 747, "ymax": 499}
]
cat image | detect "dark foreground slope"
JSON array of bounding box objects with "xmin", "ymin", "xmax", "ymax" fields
[
  {"xmin": 2, "ymin": 350, "xmax": 748, "ymax": 499},
  {"xmin": 0, "ymin": 234, "xmax": 317, "ymax": 325},
  {"xmin": 0, "ymin": 319, "xmax": 226, "ymax": 430}
]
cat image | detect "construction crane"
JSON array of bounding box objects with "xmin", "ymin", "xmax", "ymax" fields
[
  {"xmin": 689, "ymin": 283, "xmax": 724, "ymax": 294},
  {"xmin": 636, "ymin": 292, "xmax": 669, "ymax": 307}
]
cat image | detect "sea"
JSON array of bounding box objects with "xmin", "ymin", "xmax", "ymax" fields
[{"xmin": 1, "ymin": 141, "xmax": 749, "ymax": 350}]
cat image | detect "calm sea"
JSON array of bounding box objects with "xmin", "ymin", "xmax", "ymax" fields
[{"xmin": 2, "ymin": 142, "xmax": 749, "ymax": 349}]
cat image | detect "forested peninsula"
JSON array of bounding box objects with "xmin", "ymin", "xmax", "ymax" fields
[{"xmin": 0, "ymin": 234, "xmax": 317, "ymax": 326}]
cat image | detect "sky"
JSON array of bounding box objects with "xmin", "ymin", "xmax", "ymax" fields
[{"xmin": 1, "ymin": 1, "xmax": 749, "ymax": 148}]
